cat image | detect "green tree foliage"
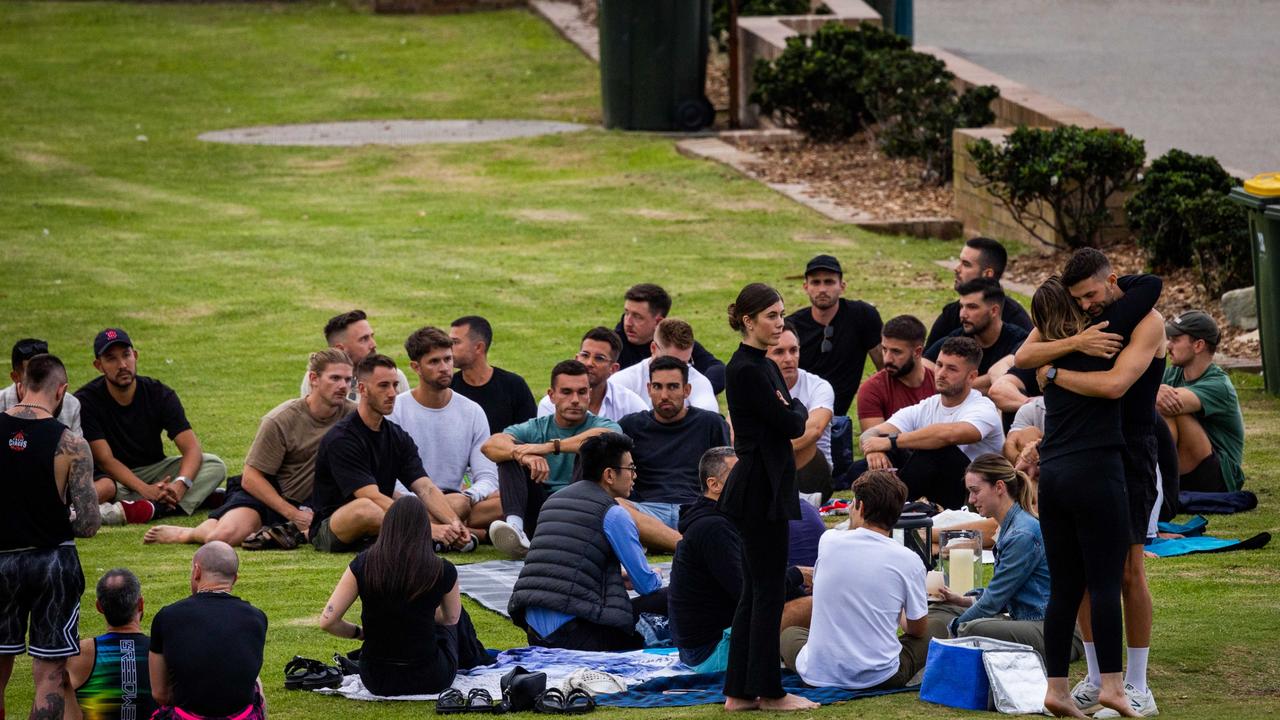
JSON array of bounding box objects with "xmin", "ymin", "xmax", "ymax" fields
[
  {"xmin": 969, "ymin": 125, "xmax": 1146, "ymax": 248},
  {"xmin": 711, "ymin": 0, "xmax": 813, "ymax": 48}
]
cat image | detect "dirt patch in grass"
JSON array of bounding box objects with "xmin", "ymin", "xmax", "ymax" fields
[
  {"xmin": 509, "ymin": 208, "xmax": 587, "ymax": 223},
  {"xmin": 727, "ymin": 133, "xmax": 955, "ymax": 221},
  {"xmin": 1005, "ymin": 241, "xmax": 1261, "ymax": 361},
  {"xmin": 621, "ymin": 208, "xmax": 707, "ymax": 222}
]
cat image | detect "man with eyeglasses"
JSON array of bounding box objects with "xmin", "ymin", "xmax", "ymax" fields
[
  {"xmin": 509, "ymin": 432, "xmax": 667, "ymax": 651},
  {"xmin": 786, "ymin": 255, "xmax": 884, "ymax": 418},
  {"xmin": 1, "ymin": 338, "xmax": 82, "ymax": 435},
  {"xmin": 536, "ymin": 327, "xmax": 647, "ymax": 422}
]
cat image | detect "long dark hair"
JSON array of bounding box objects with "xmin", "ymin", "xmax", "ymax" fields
[{"xmin": 362, "ymin": 496, "xmax": 442, "ymax": 601}]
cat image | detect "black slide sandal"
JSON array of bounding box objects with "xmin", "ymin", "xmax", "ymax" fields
[
  {"xmin": 535, "ymin": 687, "xmax": 567, "ymax": 714},
  {"xmin": 436, "ymin": 688, "xmax": 467, "ymax": 714},
  {"xmin": 563, "ymin": 688, "xmax": 596, "ymax": 714},
  {"xmin": 284, "ymin": 656, "xmax": 341, "ymax": 690},
  {"xmin": 467, "ymin": 688, "xmax": 498, "ymax": 713}
]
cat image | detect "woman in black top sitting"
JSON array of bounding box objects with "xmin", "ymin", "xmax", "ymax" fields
[
  {"xmin": 320, "ymin": 496, "xmax": 487, "ymax": 696},
  {"xmin": 719, "ymin": 283, "xmax": 814, "ymax": 713}
]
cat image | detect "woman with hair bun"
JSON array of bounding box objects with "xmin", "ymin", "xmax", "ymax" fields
[{"xmin": 719, "ymin": 283, "xmax": 815, "ymax": 712}]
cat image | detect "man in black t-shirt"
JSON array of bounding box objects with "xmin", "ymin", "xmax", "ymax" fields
[
  {"xmin": 149, "ymin": 542, "xmax": 267, "ymax": 719},
  {"xmin": 75, "ymin": 328, "xmax": 226, "ymax": 521},
  {"xmin": 925, "ymin": 279, "xmax": 1029, "ymax": 393},
  {"xmin": 618, "ymin": 356, "xmax": 731, "ymax": 530},
  {"xmin": 785, "ymin": 255, "xmax": 883, "ymax": 417},
  {"xmin": 614, "ymin": 283, "xmax": 726, "ymax": 394},
  {"xmin": 927, "ymin": 237, "xmax": 1033, "ymax": 347},
  {"xmin": 448, "ymin": 316, "xmax": 538, "ymax": 436},
  {"xmin": 310, "ymin": 354, "xmax": 470, "ymax": 553}
]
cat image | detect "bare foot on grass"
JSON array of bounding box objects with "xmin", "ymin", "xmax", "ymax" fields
[
  {"xmin": 1044, "ymin": 693, "xmax": 1089, "ymax": 718},
  {"xmin": 758, "ymin": 694, "xmax": 819, "ymax": 711},
  {"xmin": 1098, "ymin": 688, "xmax": 1141, "ymax": 717},
  {"xmin": 143, "ymin": 525, "xmax": 191, "ymax": 544},
  {"xmin": 724, "ymin": 696, "xmax": 759, "ymax": 712}
]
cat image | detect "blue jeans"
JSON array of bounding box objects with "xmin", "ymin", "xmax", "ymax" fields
[{"xmin": 631, "ymin": 501, "xmax": 680, "ymax": 530}]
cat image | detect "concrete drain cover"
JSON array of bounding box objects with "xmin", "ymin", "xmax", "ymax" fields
[{"xmin": 198, "ymin": 119, "xmax": 589, "ymax": 146}]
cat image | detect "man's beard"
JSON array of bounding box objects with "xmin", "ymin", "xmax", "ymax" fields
[{"xmin": 890, "ymin": 356, "xmax": 916, "ymax": 379}]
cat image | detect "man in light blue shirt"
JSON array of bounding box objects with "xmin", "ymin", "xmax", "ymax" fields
[{"xmin": 509, "ymin": 432, "xmax": 667, "ymax": 650}]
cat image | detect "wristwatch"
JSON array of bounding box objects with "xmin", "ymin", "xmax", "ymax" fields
[
  {"xmin": 175, "ymin": 475, "xmax": 193, "ymax": 489},
  {"xmin": 1044, "ymin": 367, "xmax": 1058, "ymax": 386},
  {"xmin": 888, "ymin": 433, "xmax": 899, "ymax": 452}
]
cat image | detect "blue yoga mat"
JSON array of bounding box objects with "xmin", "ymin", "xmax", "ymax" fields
[
  {"xmin": 595, "ymin": 670, "xmax": 915, "ymax": 708},
  {"xmin": 1145, "ymin": 532, "xmax": 1270, "ymax": 557},
  {"xmin": 1156, "ymin": 515, "xmax": 1208, "ymax": 537}
]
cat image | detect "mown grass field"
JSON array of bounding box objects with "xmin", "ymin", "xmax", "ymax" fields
[{"xmin": 1, "ymin": 2, "xmax": 1277, "ymax": 717}]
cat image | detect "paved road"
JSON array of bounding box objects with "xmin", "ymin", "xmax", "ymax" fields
[{"xmin": 915, "ymin": 0, "xmax": 1279, "ymax": 176}]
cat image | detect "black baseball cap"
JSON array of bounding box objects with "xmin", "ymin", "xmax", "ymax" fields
[
  {"xmin": 11, "ymin": 338, "xmax": 49, "ymax": 368},
  {"xmin": 93, "ymin": 328, "xmax": 133, "ymax": 357},
  {"xmin": 1165, "ymin": 310, "xmax": 1220, "ymax": 345},
  {"xmin": 805, "ymin": 254, "xmax": 843, "ymax": 276}
]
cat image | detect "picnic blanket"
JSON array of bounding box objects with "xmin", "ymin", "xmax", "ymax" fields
[
  {"xmin": 596, "ymin": 670, "xmax": 915, "ymax": 708},
  {"xmin": 1156, "ymin": 515, "xmax": 1209, "ymax": 537},
  {"xmin": 456, "ymin": 559, "xmax": 672, "ymax": 618},
  {"xmin": 313, "ymin": 646, "xmax": 687, "ymax": 702},
  {"xmin": 1145, "ymin": 532, "xmax": 1271, "ymax": 557}
]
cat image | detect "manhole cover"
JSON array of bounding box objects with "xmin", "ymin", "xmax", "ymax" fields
[{"xmin": 198, "ymin": 119, "xmax": 589, "ymax": 146}]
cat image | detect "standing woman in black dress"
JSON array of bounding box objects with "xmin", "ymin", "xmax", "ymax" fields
[{"xmin": 719, "ymin": 283, "xmax": 817, "ymax": 712}]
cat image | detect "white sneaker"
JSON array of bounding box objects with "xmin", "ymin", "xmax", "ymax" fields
[
  {"xmin": 799, "ymin": 492, "xmax": 823, "ymax": 508},
  {"xmin": 489, "ymin": 520, "xmax": 530, "ymax": 560},
  {"xmin": 99, "ymin": 502, "xmax": 126, "ymax": 526},
  {"xmin": 1071, "ymin": 679, "xmax": 1102, "ymax": 714},
  {"xmin": 1094, "ymin": 683, "xmax": 1159, "ymax": 717}
]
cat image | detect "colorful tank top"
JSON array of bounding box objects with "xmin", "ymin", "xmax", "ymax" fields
[{"xmin": 75, "ymin": 633, "xmax": 155, "ymax": 720}]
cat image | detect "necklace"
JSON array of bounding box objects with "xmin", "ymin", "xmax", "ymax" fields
[{"xmin": 13, "ymin": 402, "xmax": 51, "ymax": 415}]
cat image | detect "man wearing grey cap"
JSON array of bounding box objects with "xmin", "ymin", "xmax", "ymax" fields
[{"xmin": 1160, "ymin": 310, "xmax": 1246, "ymax": 493}]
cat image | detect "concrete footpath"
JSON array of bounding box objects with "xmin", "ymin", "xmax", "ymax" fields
[{"xmin": 915, "ymin": 0, "xmax": 1279, "ymax": 176}]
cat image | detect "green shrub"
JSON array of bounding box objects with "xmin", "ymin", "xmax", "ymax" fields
[
  {"xmin": 968, "ymin": 125, "xmax": 1145, "ymax": 248},
  {"xmin": 1183, "ymin": 193, "xmax": 1253, "ymax": 296},
  {"xmin": 860, "ymin": 49, "xmax": 998, "ymax": 182},
  {"xmin": 711, "ymin": 0, "xmax": 812, "ymax": 48},
  {"xmin": 751, "ymin": 22, "xmax": 997, "ymax": 184},
  {"xmin": 751, "ymin": 23, "xmax": 911, "ymax": 140},
  {"xmin": 1126, "ymin": 148, "xmax": 1241, "ymax": 270}
]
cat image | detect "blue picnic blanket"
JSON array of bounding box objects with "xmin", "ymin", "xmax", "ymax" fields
[
  {"xmin": 1145, "ymin": 533, "xmax": 1271, "ymax": 557},
  {"xmin": 595, "ymin": 670, "xmax": 914, "ymax": 708},
  {"xmin": 1156, "ymin": 515, "xmax": 1209, "ymax": 537}
]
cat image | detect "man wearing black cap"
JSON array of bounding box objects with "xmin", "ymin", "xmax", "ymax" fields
[
  {"xmin": 1160, "ymin": 310, "xmax": 1245, "ymax": 493},
  {"xmin": 75, "ymin": 329, "xmax": 226, "ymax": 522},
  {"xmin": 1, "ymin": 338, "xmax": 82, "ymax": 435},
  {"xmin": 785, "ymin": 254, "xmax": 883, "ymax": 417}
]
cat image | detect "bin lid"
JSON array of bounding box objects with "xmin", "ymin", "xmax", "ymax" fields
[{"xmin": 1244, "ymin": 173, "xmax": 1280, "ymax": 197}]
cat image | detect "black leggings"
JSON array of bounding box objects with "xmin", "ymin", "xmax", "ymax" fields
[
  {"xmin": 1039, "ymin": 450, "xmax": 1130, "ymax": 678},
  {"xmin": 724, "ymin": 517, "xmax": 789, "ymax": 700}
]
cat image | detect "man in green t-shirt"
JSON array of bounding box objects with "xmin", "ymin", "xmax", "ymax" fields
[{"xmin": 1159, "ymin": 311, "xmax": 1245, "ymax": 492}]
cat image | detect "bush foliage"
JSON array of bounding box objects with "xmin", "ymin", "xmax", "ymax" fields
[
  {"xmin": 750, "ymin": 22, "xmax": 997, "ymax": 183},
  {"xmin": 711, "ymin": 0, "xmax": 813, "ymax": 46},
  {"xmin": 968, "ymin": 125, "xmax": 1145, "ymax": 248},
  {"xmin": 1125, "ymin": 148, "xmax": 1251, "ymax": 295}
]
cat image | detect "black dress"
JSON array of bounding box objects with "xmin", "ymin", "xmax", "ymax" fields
[{"xmin": 718, "ymin": 343, "xmax": 808, "ymax": 700}]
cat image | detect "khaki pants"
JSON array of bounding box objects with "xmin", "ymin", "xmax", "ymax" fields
[
  {"xmin": 927, "ymin": 603, "xmax": 1084, "ymax": 662},
  {"xmin": 117, "ymin": 454, "xmax": 226, "ymax": 515},
  {"xmin": 780, "ymin": 626, "xmax": 931, "ymax": 689}
]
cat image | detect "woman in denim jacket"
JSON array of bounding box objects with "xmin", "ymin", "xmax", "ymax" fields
[{"xmin": 927, "ymin": 454, "xmax": 1083, "ymax": 661}]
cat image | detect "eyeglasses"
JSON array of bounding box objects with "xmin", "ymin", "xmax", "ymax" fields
[
  {"xmin": 611, "ymin": 465, "xmax": 638, "ymax": 475},
  {"xmin": 820, "ymin": 325, "xmax": 835, "ymax": 353}
]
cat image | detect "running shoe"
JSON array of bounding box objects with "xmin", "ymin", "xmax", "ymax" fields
[
  {"xmin": 1094, "ymin": 683, "xmax": 1159, "ymax": 717},
  {"xmin": 489, "ymin": 520, "xmax": 530, "ymax": 560},
  {"xmin": 99, "ymin": 502, "xmax": 125, "ymax": 526},
  {"xmin": 1071, "ymin": 679, "xmax": 1102, "ymax": 714}
]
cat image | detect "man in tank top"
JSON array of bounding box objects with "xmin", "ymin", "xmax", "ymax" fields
[{"xmin": 67, "ymin": 568, "xmax": 155, "ymax": 719}]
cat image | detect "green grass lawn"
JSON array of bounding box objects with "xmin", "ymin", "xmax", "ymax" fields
[{"xmin": 1, "ymin": 1, "xmax": 1278, "ymax": 717}]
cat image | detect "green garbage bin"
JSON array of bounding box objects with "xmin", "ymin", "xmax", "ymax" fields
[
  {"xmin": 1228, "ymin": 173, "xmax": 1280, "ymax": 396},
  {"xmin": 597, "ymin": 0, "xmax": 715, "ymax": 131}
]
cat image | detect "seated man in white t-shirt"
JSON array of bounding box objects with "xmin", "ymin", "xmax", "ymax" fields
[
  {"xmin": 781, "ymin": 470, "xmax": 940, "ymax": 689},
  {"xmin": 610, "ymin": 318, "xmax": 719, "ymax": 413},
  {"xmin": 860, "ymin": 336, "xmax": 1004, "ymax": 509},
  {"xmin": 766, "ymin": 322, "xmax": 835, "ymax": 501},
  {"xmin": 389, "ymin": 326, "xmax": 501, "ymax": 542},
  {"xmin": 1003, "ymin": 396, "xmax": 1045, "ymax": 483},
  {"xmin": 536, "ymin": 327, "xmax": 648, "ymax": 422}
]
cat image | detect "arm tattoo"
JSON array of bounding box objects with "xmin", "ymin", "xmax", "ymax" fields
[{"xmin": 61, "ymin": 431, "xmax": 102, "ymax": 537}]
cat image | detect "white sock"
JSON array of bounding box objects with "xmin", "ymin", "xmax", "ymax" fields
[
  {"xmin": 505, "ymin": 515, "xmax": 524, "ymax": 534},
  {"xmin": 1125, "ymin": 647, "xmax": 1149, "ymax": 693},
  {"xmin": 1083, "ymin": 642, "xmax": 1101, "ymax": 687}
]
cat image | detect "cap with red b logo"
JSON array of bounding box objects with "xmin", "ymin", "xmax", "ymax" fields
[{"xmin": 93, "ymin": 328, "xmax": 133, "ymax": 357}]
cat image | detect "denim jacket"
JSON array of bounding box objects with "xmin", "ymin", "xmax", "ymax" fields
[{"xmin": 955, "ymin": 503, "xmax": 1050, "ymax": 626}]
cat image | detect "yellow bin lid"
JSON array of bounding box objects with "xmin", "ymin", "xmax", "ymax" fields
[{"xmin": 1244, "ymin": 173, "xmax": 1280, "ymax": 197}]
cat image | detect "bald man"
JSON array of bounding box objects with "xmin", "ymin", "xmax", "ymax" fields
[{"xmin": 149, "ymin": 542, "xmax": 268, "ymax": 719}]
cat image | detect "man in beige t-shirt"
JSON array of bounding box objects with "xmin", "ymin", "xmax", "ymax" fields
[{"xmin": 144, "ymin": 349, "xmax": 355, "ymax": 547}]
